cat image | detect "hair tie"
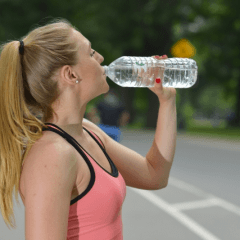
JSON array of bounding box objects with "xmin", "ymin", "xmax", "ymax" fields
[{"xmin": 19, "ymin": 40, "xmax": 24, "ymax": 55}]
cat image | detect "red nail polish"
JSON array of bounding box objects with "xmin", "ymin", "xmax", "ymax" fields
[{"xmin": 156, "ymin": 78, "xmax": 161, "ymax": 83}]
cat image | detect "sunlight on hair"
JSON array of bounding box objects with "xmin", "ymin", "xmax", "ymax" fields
[{"xmin": 0, "ymin": 18, "xmax": 80, "ymax": 229}]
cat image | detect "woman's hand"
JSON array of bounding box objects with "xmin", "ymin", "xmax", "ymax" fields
[{"xmin": 148, "ymin": 55, "xmax": 177, "ymax": 103}]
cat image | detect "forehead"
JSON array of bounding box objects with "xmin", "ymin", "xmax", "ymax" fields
[{"xmin": 73, "ymin": 30, "xmax": 89, "ymax": 49}]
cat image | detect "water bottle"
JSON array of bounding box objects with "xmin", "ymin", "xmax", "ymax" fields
[{"xmin": 103, "ymin": 57, "xmax": 198, "ymax": 88}]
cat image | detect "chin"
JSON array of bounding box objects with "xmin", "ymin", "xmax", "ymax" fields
[
  {"xmin": 95, "ymin": 84, "xmax": 109, "ymax": 98},
  {"xmin": 103, "ymin": 82, "xmax": 110, "ymax": 93}
]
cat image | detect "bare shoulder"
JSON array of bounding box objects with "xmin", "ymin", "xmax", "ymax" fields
[
  {"xmin": 23, "ymin": 135, "xmax": 77, "ymax": 239},
  {"xmin": 40, "ymin": 129, "xmax": 66, "ymax": 146},
  {"xmin": 82, "ymin": 117, "xmax": 100, "ymax": 131},
  {"xmin": 82, "ymin": 118, "xmax": 107, "ymax": 146},
  {"xmin": 27, "ymin": 137, "xmax": 75, "ymax": 170},
  {"xmin": 22, "ymin": 131, "xmax": 76, "ymax": 183},
  {"xmin": 34, "ymin": 128, "xmax": 75, "ymax": 155}
]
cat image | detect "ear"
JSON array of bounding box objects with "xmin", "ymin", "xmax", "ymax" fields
[{"xmin": 61, "ymin": 65, "xmax": 81, "ymax": 84}]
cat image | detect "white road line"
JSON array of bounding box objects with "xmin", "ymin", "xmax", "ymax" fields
[
  {"xmin": 169, "ymin": 177, "xmax": 240, "ymax": 217},
  {"xmin": 172, "ymin": 197, "xmax": 240, "ymax": 217},
  {"xmin": 169, "ymin": 177, "xmax": 214, "ymax": 198},
  {"xmin": 214, "ymin": 198, "xmax": 240, "ymax": 217},
  {"xmin": 172, "ymin": 198, "xmax": 219, "ymax": 211},
  {"xmin": 130, "ymin": 176, "xmax": 240, "ymax": 239},
  {"xmin": 131, "ymin": 188, "xmax": 221, "ymax": 240}
]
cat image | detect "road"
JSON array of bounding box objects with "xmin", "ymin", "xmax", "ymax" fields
[
  {"xmin": 120, "ymin": 129, "xmax": 240, "ymax": 240},
  {"xmin": 0, "ymin": 129, "xmax": 239, "ymax": 239}
]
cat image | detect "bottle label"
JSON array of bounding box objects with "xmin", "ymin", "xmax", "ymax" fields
[
  {"xmin": 136, "ymin": 62, "xmax": 145, "ymax": 66},
  {"xmin": 134, "ymin": 61, "xmax": 147, "ymax": 73}
]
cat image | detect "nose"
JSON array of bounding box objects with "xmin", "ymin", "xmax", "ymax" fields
[
  {"xmin": 100, "ymin": 54, "xmax": 104, "ymax": 64},
  {"xmin": 97, "ymin": 51, "xmax": 104, "ymax": 64}
]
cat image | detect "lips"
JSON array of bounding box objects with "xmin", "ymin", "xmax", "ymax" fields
[{"xmin": 102, "ymin": 66, "xmax": 107, "ymax": 75}]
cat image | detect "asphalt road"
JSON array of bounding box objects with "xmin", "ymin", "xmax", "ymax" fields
[
  {"xmin": 120, "ymin": 129, "xmax": 240, "ymax": 240},
  {"xmin": 0, "ymin": 129, "xmax": 239, "ymax": 240}
]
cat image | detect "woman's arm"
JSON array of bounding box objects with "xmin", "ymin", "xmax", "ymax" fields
[
  {"xmin": 24, "ymin": 140, "xmax": 77, "ymax": 240},
  {"xmin": 146, "ymin": 99, "xmax": 177, "ymax": 188}
]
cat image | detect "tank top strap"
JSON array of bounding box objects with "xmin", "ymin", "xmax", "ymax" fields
[
  {"xmin": 42, "ymin": 123, "xmax": 89, "ymax": 159},
  {"xmin": 43, "ymin": 123, "xmax": 118, "ymax": 177},
  {"xmin": 83, "ymin": 127, "xmax": 105, "ymax": 150},
  {"xmin": 42, "ymin": 123, "xmax": 106, "ymax": 153},
  {"xmin": 42, "ymin": 123, "xmax": 96, "ymax": 206},
  {"xmin": 42, "ymin": 123, "xmax": 65, "ymax": 134}
]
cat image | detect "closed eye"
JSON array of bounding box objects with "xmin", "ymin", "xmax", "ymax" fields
[{"xmin": 90, "ymin": 50, "xmax": 96, "ymax": 57}]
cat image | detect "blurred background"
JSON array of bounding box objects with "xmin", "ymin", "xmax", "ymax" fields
[
  {"xmin": 1, "ymin": 0, "xmax": 240, "ymax": 239},
  {"xmin": 1, "ymin": 0, "xmax": 239, "ymax": 139}
]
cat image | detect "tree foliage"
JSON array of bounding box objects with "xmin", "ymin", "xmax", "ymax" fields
[{"xmin": 1, "ymin": 0, "xmax": 239, "ymax": 128}]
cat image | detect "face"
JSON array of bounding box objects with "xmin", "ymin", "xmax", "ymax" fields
[{"xmin": 72, "ymin": 30, "xmax": 109, "ymax": 98}]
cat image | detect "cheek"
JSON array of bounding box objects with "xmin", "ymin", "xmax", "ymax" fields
[
  {"xmin": 80, "ymin": 61, "xmax": 101, "ymax": 80},
  {"xmin": 90, "ymin": 66, "xmax": 102, "ymax": 79},
  {"xmin": 81, "ymin": 66, "xmax": 94, "ymax": 79}
]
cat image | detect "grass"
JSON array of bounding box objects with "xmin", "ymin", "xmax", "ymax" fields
[
  {"xmin": 185, "ymin": 118, "xmax": 240, "ymax": 141},
  {"xmin": 128, "ymin": 118, "xmax": 240, "ymax": 142},
  {"xmin": 185, "ymin": 126, "xmax": 240, "ymax": 141}
]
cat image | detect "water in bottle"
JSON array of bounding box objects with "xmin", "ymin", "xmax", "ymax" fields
[{"xmin": 103, "ymin": 57, "xmax": 198, "ymax": 88}]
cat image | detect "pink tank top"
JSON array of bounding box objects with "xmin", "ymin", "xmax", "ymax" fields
[{"xmin": 41, "ymin": 123, "xmax": 127, "ymax": 240}]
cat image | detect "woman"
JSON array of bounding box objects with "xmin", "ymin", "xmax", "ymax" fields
[{"xmin": 0, "ymin": 19, "xmax": 177, "ymax": 239}]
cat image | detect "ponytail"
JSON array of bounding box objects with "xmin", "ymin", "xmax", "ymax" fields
[{"xmin": 0, "ymin": 18, "xmax": 79, "ymax": 229}]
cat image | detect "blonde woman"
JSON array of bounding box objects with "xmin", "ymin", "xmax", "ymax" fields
[{"xmin": 0, "ymin": 19, "xmax": 177, "ymax": 239}]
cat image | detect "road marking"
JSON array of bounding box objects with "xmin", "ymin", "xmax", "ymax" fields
[
  {"xmin": 132, "ymin": 188, "xmax": 221, "ymax": 240},
  {"xmin": 172, "ymin": 198, "xmax": 219, "ymax": 211},
  {"xmin": 131, "ymin": 176, "xmax": 240, "ymax": 239},
  {"xmin": 169, "ymin": 177, "xmax": 213, "ymax": 198},
  {"xmin": 213, "ymin": 198, "xmax": 240, "ymax": 217},
  {"xmin": 169, "ymin": 177, "xmax": 240, "ymax": 217}
]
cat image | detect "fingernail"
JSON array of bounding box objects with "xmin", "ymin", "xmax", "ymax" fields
[
  {"xmin": 156, "ymin": 78, "xmax": 161, "ymax": 83},
  {"xmin": 163, "ymin": 55, "xmax": 167, "ymax": 57},
  {"xmin": 155, "ymin": 55, "xmax": 160, "ymax": 59}
]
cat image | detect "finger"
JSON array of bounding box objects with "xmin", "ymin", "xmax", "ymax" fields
[
  {"xmin": 154, "ymin": 79, "xmax": 163, "ymax": 94},
  {"xmin": 153, "ymin": 55, "xmax": 169, "ymax": 60},
  {"xmin": 151, "ymin": 55, "xmax": 162, "ymax": 59}
]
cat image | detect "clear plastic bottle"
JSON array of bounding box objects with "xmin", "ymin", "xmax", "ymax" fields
[{"xmin": 103, "ymin": 57, "xmax": 198, "ymax": 88}]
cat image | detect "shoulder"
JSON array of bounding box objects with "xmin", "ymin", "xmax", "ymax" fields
[
  {"xmin": 83, "ymin": 117, "xmax": 102, "ymax": 134},
  {"xmin": 21, "ymin": 131, "xmax": 77, "ymax": 195},
  {"xmin": 27, "ymin": 138, "xmax": 75, "ymax": 171},
  {"xmin": 39, "ymin": 128, "xmax": 73, "ymax": 152},
  {"xmin": 23, "ymin": 138, "xmax": 77, "ymax": 239},
  {"xmin": 30, "ymin": 119, "xmax": 106, "ymax": 154},
  {"xmin": 23, "ymin": 130, "xmax": 76, "ymax": 174},
  {"xmin": 83, "ymin": 118, "xmax": 107, "ymax": 147}
]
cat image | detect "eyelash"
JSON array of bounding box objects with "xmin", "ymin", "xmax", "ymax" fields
[{"xmin": 90, "ymin": 50, "xmax": 96, "ymax": 57}]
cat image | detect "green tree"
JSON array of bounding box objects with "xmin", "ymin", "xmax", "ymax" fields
[
  {"xmin": 173, "ymin": 0, "xmax": 240, "ymax": 127},
  {"xmin": 1, "ymin": 0, "xmax": 239, "ymax": 129}
]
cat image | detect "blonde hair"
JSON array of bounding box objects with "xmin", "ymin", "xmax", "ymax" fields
[{"xmin": 0, "ymin": 18, "xmax": 80, "ymax": 229}]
